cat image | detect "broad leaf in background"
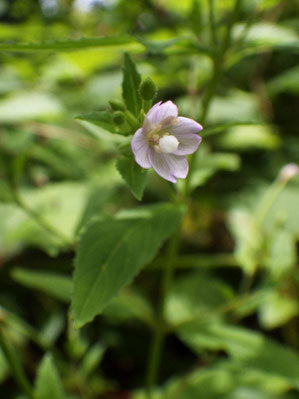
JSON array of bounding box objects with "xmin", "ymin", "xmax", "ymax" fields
[
  {"xmin": 268, "ymin": 65, "xmax": 299, "ymax": 96},
  {"xmin": 35, "ymin": 354, "xmax": 65, "ymax": 399},
  {"xmin": 0, "ymin": 36, "xmax": 136, "ymax": 51},
  {"xmin": 122, "ymin": 53, "xmax": 142, "ymax": 117},
  {"xmin": 217, "ymin": 124, "xmax": 280, "ymax": 151},
  {"xmin": 72, "ymin": 203, "xmax": 184, "ymax": 328},
  {"xmin": 116, "ymin": 155, "xmax": 148, "ymax": 200},
  {"xmin": 11, "ymin": 268, "xmax": 72, "ymax": 303},
  {"xmin": 177, "ymin": 322, "xmax": 299, "ymax": 390},
  {"xmin": 0, "ymin": 92, "xmax": 63, "ymax": 123},
  {"xmin": 258, "ymin": 288, "xmax": 299, "ymax": 330}
]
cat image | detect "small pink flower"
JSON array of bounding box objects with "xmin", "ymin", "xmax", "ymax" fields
[{"xmin": 131, "ymin": 101, "xmax": 203, "ymax": 183}]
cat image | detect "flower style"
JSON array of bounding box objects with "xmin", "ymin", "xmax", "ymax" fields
[{"xmin": 131, "ymin": 101, "xmax": 203, "ymax": 183}]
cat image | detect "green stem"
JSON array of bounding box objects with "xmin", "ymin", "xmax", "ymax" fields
[
  {"xmin": 254, "ymin": 178, "xmax": 287, "ymax": 225},
  {"xmin": 146, "ymin": 229, "xmax": 180, "ymax": 398},
  {"xmin": 0, "ymin": 327, "xmax": 35, "ymax": 399},
  {"xmin": 185, "ymin": 0, "xmax": 243, "ymax": 196},
  {"xmin": 124, "ymin": 110, "xmax": 140, "ymax": 130},
  {"xmin": 11, "ymin": 187, "xmax": 73, "ymax": 249},
  {"xmin": 208, "ymin": 0, "xmax": 218, "ymax": 47}
]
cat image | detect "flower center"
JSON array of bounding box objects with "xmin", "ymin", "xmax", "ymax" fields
[{"xmin": 158, "ymin": 135, "xmax": 179, "ymax": 153}]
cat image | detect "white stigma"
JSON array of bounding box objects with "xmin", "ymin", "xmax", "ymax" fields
[{"xmin": 158, "ymin": 135, "xmax": 179, "ymax": 153}]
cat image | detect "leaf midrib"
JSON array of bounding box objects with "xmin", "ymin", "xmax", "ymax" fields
[{"xmin": 75, "ymin": 217, "xmax": 148, "ymax": 323}]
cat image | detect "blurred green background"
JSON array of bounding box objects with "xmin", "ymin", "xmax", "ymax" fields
[{"xmin": 0, "ymin": 0, "xmax": 299, "ymax": 398}]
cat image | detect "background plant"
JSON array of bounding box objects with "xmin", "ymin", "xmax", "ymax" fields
[{"xmin": 0, "ymin": 0, "xmax": 299, "ymax": 398}]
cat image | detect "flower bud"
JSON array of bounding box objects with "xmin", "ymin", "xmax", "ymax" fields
[
  {"xmin": 139, "ymin": 77, "xmax": 157, "ymax": 101},
  {"xmin": 109, "ymin": 99, "xmax": 126, "ymax": 111},
  {"xmin": 113, "ymin": 111, "xmax": 125, "ymax": 125}
]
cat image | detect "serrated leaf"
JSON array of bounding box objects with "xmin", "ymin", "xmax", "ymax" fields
[
  {"xmin": 72, "ymin": 203, "xmax": 184, "ymax": 328},
  {"xmin": 116, "ymin": 155, "xmax": 148, "ymax": 200},
  {"xmin": 77, "ymin": 111, "xmax": 116, "ymax": 133},
  {"xmin": 11, "ymin": 268, "xmax": 72, "ymax": 303},
  {"xmin": 0, "ymin": 36, "xmax": 135, "ymax": 52},
  {"xmin": 35, "ymin": 354, "xmax": 65, "ymax": 399},
  {"xmin": 122, "ymin": 53, "xmax": 142, "ymax": 116}
]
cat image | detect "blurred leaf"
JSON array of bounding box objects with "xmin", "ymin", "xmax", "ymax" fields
[
  {"xmin": 234, "ymin": 22, "xmax": 299, "ymax": 47},
  {"xmin": 72, "ymin": 203, "xmax": 184, "ymax": 328},
  {"xmin": 263, "ymin": 186, "xmax": 299, "ymax": 238},
  {"xmin": 206, "ymin": 91, "xmax": 261, "ymax": 124},
  {"xmin": 268, "ymin": 65, "xmax": 299, "ymax": 96},
  {"xmin": 228, "ymin": 208, "xmax": 263, "ymax": 275},
  {"xmin": 178, "ymin": 322, "xmax": 299, "ymax": 389},
  {"xmin": 77, "ymin": 120, "xmax": 127, "ymax": 147},
  {"xmin": 188, "ymin": 147, "xmax": 241, "ymax": 189},
  {"xmin": 218, "ymin": 124, "xmax": 280, "ymax": 151},
  {"xmin": 165, "ymin": 272, "xmax": 234, "ymax": 325},
  {"xmin": 77, "ymin": 111, "xmax": 116, "ymax": 134},
  {"xmin": 81, "ymin": 343, "xmax": 105, "ymax": 378},
  {"xmin": 122, "ymin": 53, "xmax": 142, "ymax": 117},
  {"xmin": 11, "ymin": 268, "xmax": 72, "ymax": 303},
  {"xmin": 116, "ymin": 155, "xmax": 148, "ymax": 200},
  {"xmin": 103, "ymin": 288, "xmax": 154, "ymax": 326},
  {"xmin": 266, "ymin": 230, "xmax": 297, "ymax": 277},
  {"xmin": 0, "ymin": 92, "xmax": 63, "ymax": 123},
  {"xmin": 35, "ymin": 354, "xmax": 65, "ymax": 399},
  {"xmin": 40, "ymin": 312, "xmax": 65, "ymax": 346},
  {"xmin": 0, "ymin": 348, "xmax": 9, "ymax": 384},
  {"xmin": 190, "ymin": 0, "xmax": 203, "ymax": 36},
  {"xmin": 0, "ymin": 36, "xmax": 135, "ymax": 51},
  {"xmin": 259, "ymin": 289, "xmax": 299, "ymax": 329}
]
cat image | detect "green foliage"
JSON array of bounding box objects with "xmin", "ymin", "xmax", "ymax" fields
[
  {"xmin": 116, "ymin": 154, "xmax": 148, "ymax": 200},
  {"xmin": 35, "ymin": 354, "xmax": 65, "ymax": 399},
  {"xmin": 122, "ymin": 53, "xmax": 142, "ymax": 117},
  {"xmin": 11, "ymin": 268, "xmax": 72, "ymax": 303},
  {"xmin": 1, "ymin": 0, "xmax": 299, "ymax": 397},
  {"xmin": 72, "ymin": 203, "xmax": 184, "ymax": 328}
]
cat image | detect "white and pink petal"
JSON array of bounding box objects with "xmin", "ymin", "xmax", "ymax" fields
[
  {"xmin": 131, "ymin": 128, "xmax": 151, "ymax": 169},
  {"xmin": 145, "ymin": 101, "xmax": 178, "ymax": 127},
  {"xmin": 148, "ymin": 149, "xmax": 188, "ymax": 183}
]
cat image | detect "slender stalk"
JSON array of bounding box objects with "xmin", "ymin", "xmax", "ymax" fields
[
  {"xmin": 185, "ymin": 0, "xmax": 243, "ymax": 196},
  {"xmin": 254, "ymin": 178, "xmax": 287, "ymax": 225},
  {"xmin": 146, "ymin": 229, "xmax": 180, "ymax": 398},
  {"xmin": 208, "ymin": 0, "xmax": 218, "ymax": 47},
  {"xmin": 0, "ymin": 327, "xmax": 35, "ymax": 399}
]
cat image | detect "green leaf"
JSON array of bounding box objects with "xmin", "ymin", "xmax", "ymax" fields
[
  {"xmin": 268, "ymin": 65, "xmax": 299, "ymax": 96},
  {"xmin": 35, "ymin": 354, "xmax": 65, "ymax": 399},
  {"xmin": 122, "ymin": 53, "xmax": 142, "ymax": 117},
  {"xmin": 116, "ymin": 155, "xmax": 148, "ymax": 200},
  {"xmin": 218, "ymin": 124, "xmax": 280, "ymax": 151},
  {"xmin": 72, "ymin": 203, "xmax": 184, "ymax": 328},
  {"xmin": 178, "ymin": 322, "xmax": 299, "ymax": 389},
  {"xmin": 76, "ymin": 111, "xmax": 116, "ymax": 134},
  {"xmin": 75, "ymin": 186, "xmax": 115, "ymax": 235},
  {"xmin": 0, "ymin": 92, "xmax": 62, "ymax": 123},
  {"xmin": 0, "ymin": 36, "xmax": 135, "ymax": 52},
  {"xmin": 259, "ymin": 289, "xmax": 299, "ymax": 329},
  {"xmin": 165, "ymin": 272, "xmax": 234, "ymax": 325},
  {"xmin": 11, "ymin": 268, "xmax": 72, "ymax": 303}
]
